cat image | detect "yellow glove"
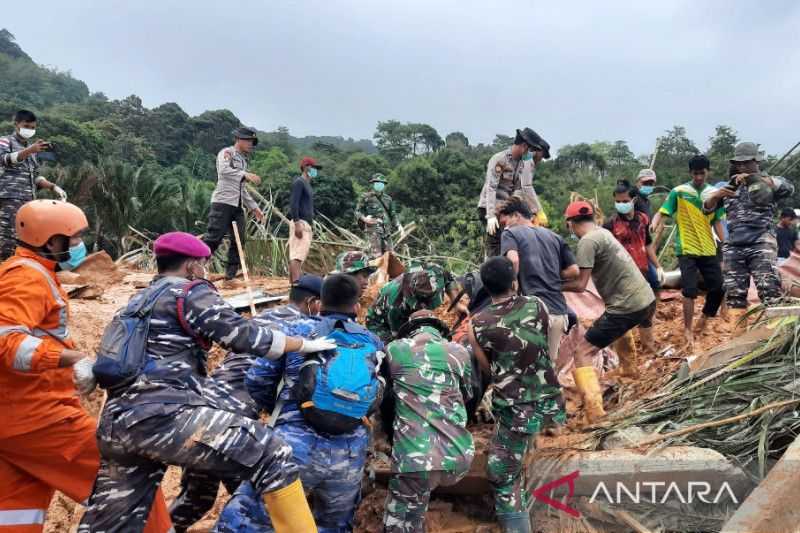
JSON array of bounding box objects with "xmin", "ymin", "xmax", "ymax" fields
[{"xmin": 534, "ymin": 210, "xmax": 549, "ymax": 227}]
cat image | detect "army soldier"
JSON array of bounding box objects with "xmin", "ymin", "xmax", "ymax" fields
[
  {"xmin": 356, "ymin": 173, "xmax": 402, "ymax": 258},
  {"xmin": 0, "ymin": 110, "xmax": 66, "ymax": 260},
  {"xmin": 203, "ymin": 127, "xmax": 264, "ymax": 281},
  {"xmin": 334, "ymin": 250, "xmax": 377, "ymax": 294},
  {"xmin": 478, "ymin": 128, "xmax": 550, "ymax": 257},
  {"xmin": 704, "ymin": 142, "xmax": 795, "ymax": 322},
  {"xmin": 468, "ymin": 256, "xmax": 565, "ymax": 533},
  {"xmin": 383, "ymin": 311, "xmax": 475, "ymax": 533},
  {"xmin": 366, "ymin": 261, "xmax": 459, "ymax": 343}
]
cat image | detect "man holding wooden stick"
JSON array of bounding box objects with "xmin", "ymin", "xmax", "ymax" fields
[{"xmin": 203, "ymin": 127, "xmax": 264, "ymax": 282}]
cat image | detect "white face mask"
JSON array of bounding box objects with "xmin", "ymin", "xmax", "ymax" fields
[{"xmin": 18, "ymin": 128, "xmax": 36, "ymax": 139}]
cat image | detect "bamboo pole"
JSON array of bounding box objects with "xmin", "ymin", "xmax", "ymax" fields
[
  {"xmin": 231, "ymin": 221, "xmax": 257, "ymax": 316},
  {"xmin": 768, "ymin": 140, "xmax": 800, "ymax": 174},
  {"xmin": 635, "ymin": 398, "xmax": 800, "ymax": 448}
]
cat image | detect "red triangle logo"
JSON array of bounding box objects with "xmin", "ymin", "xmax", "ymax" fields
[{"xmin": 531, "ymin": 470, "xmax": 581, "ymax": 518}]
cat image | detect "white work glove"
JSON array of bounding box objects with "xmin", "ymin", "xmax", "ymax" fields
[
  {"xmin": 73, "ymin": 357, "xmax": 97, "ymax": 395},
  {"xmin": 476, "ymin": 386, "xmax": 495, "ymax": 423},
  {"xmin": 486, "ymin": 216, "xmax": 500, "ymax": 236},
  {"xmin": 656, "ymin": 267, "xmax": 665, "ymax": 285},
  {"xmin": 375, "ymin": 350, "xmax": 386, "ymax": 372},
  {"xmin": 52, "ymin": 185, "xmax": 68, "ymax": 201},
  {"xmin": 299, "ymin": 337, "xmax": 337, "ymax": 354}
]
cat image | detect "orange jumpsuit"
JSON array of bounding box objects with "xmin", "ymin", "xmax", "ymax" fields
[{"xmin": 0, "ymin": 248, "xmax": 172, "ymax": 532}]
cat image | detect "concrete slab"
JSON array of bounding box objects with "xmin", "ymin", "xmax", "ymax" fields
[{"xmin": 721, "ymin": 434, "xmax": 800, "ymax": 533}]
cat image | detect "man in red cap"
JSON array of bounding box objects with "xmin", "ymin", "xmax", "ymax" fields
[
  {"xmin": 561, "ymin": 201, "xmax": 655, "ymax": 422},
  {"xmin": 288, "ymin": 156, "xmax": 320, "ymax": 282},
  {"xmin": 80, "ymin": 231, "xmax": 336, "ymax": 532}
]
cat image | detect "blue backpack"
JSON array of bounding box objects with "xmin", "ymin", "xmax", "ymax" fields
[
  {"xmin": 93, "ymin": 278, "xmax": 209, "ymax": 391},
  {"xmin": 295, "ymin": 320, "xmax": 381, "ymax": 434}
]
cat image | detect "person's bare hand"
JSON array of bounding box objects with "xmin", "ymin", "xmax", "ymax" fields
[
  {"xmin": 252, "ymin": 208, "xmax": 264, "ymax": 222},
  {"xmin": 28, "ymin": 139, "xmax": 49, "ymax": 154},
  {"xmin": 245, "ymin": 172, "xmax": 262, "ymax": 185},
  {"xmin": 715, "ymin": 187, "xmax": 737, "ymax": 199}
]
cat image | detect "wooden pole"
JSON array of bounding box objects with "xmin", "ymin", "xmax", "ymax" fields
[
  {"xmin": 231, "ymin": 220, "xmax": 257, "ymax": 316},
  {"xmin": 636, "ymin": 398, "xmax": 800, "ymax": 448}
]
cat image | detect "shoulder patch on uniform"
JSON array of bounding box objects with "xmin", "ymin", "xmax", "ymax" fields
[
  {"xmin": 0, "ymin": 138, "xmax": 10, "ymax": 147},
  {"xmin": 495, "ymin": 163, "xmax": 504, "ymax": 174},
  {"xmin": 222, "ymin": 149, "xmax": 233, "ymax": 160}
]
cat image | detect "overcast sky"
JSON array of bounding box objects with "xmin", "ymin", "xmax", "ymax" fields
[{"xmin": 9, "ymin": 0, "xmax": 800, "ymax": 155}]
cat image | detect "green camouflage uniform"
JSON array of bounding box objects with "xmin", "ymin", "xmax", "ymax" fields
[
  {"xmin": 356, "ymin": 188, "xmax": 399, "ymax": 258},
  {"xmin": 365, "ymin": 263, "xmax": 456, "ymax": 343},
  {"xmin": 334, "ymin": 250, "xmax": 375, "ymax": 274},
  {"xmin": 471, "ymin": 295, "xmax": 565, "ymax": 515},
  {"xmin": 383, "ymin": 325, "xmax": 475, "ymax": 533}
]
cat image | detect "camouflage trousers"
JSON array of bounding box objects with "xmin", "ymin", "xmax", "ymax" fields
[
  {"xmin": 169, "ymin": 373, "xmax": 260, "ymax": 532},
  {"xmin": 723, "ymin": 235, "xmax": 782, "ymax": 309},
  {"xmin": 78, "ymin": 401, "xmax": 297, "ymax": 532},
  {"xmin": 0, "ymin": 197, "xmax": 26, "ymax": 260},
  {"xmin": 384, "ymin": 470, "xmax": 466, "ymax": 533},
  {"xmin": 487, "ymin": 422, "xmax": 536, "ymax": 515},
  {"xmin": 365, "ymin": 226, "xmax": 393, "ymax": 258},
  {"xmin": 215, "ymin": 422, "xmax": 369, "ymax": 533}
]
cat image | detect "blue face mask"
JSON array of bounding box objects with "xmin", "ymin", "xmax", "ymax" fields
[
  {"xmin": 58, "ymin": 241, "xmax": 87, "ymax": 271},
  {"xmin": 307, "ymin": 167, "xmax": 318, "ymax": 178},
  {"xmin": 522, "ymin": 151, "xmax": 532, "ymax": 161},
  {"xmin": 615, "ymin": 201, "xmax": 634, "ymax": 214},
  {"xmin": 639, "ymin": 185, "xmax": 654, "ymax": 196},
  {"xmin": 373, "ymin": 182, "xmax": 385, "ymax": 193}
]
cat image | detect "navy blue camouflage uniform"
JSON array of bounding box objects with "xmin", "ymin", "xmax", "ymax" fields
[
  {"xmin": 78, "ymin": 276, "xmax": 298, "ymax": 533},
  {"xmin": 171, "ymin": 305, "xmax": 312, "ymax": 531},
  {"xmin": 169, "ymin": 350, "xmax": 263, "ymax": 532},
  {"xmin": 0, "ymin": 134, "xmax": 46, "ymax": 259},
  {"xmin": 216, "ymin": 309, "xmax": 383, "ymax": 533},
  {"xmin": 723, "ymin": 173, "xmax": 794, "ymax": 308}
]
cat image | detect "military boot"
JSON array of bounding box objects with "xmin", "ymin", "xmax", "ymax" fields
[{"xmin": 573, "ymin": 366, "xmax": 606, "ymax": 422}]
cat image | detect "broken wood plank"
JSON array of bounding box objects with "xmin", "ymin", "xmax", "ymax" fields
[
  {"xmin": 223, "ymin": 290, "xmax": 286, "ymax": 312},
  {"xmin": 720, "ymin": 433, "xmax": 800, "ymax": 533},
  {"xmin": 763, "ymin": 305, "xmax": 800, "ymax": 318}
]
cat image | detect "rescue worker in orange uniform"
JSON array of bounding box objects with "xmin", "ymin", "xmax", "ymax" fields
[{"xmin": 0, "ymin": 199, "xmax": 172, "ymax": 533}]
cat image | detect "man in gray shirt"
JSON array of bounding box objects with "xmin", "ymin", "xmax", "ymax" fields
[
  {"xmin": 562, "ymin": 201, "xmax": 655, "ymax": 422},
  {"xmin": 498, "ymin": 196, "xmax": 578, "ymax": 360},
  {"xmin": 203, "ymin": 127, "xmax": 264, "ymax": 281}
]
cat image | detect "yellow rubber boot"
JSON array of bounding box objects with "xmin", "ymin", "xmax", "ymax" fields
[
  {"xmin": 613, "ymin": 331, "xmax": 640, "ymax": 378},
  {"xmin": 573, "ymin": 366, "xmax": 606, "ymax": 422},
  {"xmin": 263, "ymin": 479, "xmax": 317, "ymax": 533}
]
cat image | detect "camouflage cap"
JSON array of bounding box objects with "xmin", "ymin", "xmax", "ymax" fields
[
  {"xmin": 334, "ymin": 250, "xmax": 376, "ymax": 274},
  {"xmin": 404, "ymin": 270, "xmax": 437, "ymax": 300},
  {"xmin": 636, "ymin": 168, "xmax": 656, "ymax": 182},
  {"xmin": 730, "ymin": 142, "xmax": 763, "ymax": 162},
  {"xmin": 370, "ymin": 173, "xmax": 388, "ymax": 184}
]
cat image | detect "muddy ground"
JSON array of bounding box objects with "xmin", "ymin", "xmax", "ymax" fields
[{"xmin": 44, "ymin": 270, "xmax": 739, "ymax": 532}]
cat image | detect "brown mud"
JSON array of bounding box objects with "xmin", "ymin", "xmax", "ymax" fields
[{"xmin": 45, "ymin": 273, "xmax": 740, "ymax": 532}]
